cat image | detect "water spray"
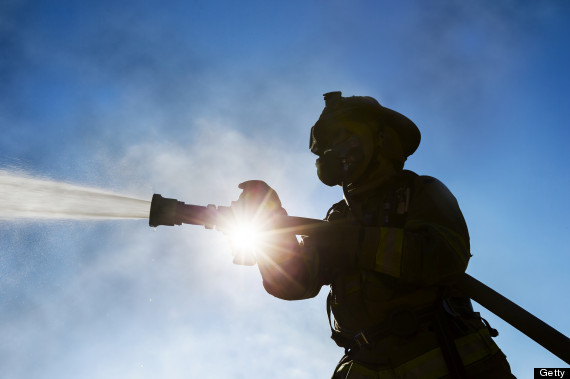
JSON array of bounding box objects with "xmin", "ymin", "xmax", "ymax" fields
[{"xmin": 0, "ymin": 170, "xmax": 149, "ymax": 221}]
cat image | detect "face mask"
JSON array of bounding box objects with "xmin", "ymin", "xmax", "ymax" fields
[{"xmin": 315, "ymin": 136, "xmax": 365, "ymax": 186}]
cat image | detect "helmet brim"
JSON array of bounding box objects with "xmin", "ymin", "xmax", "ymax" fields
[
  {"xmin": 379, "ymin": 106, "xmax": 421, "ymax": 158},
  {"xmin": 310, "ymin": 104, "xmax": 421, "ymax": 158}
]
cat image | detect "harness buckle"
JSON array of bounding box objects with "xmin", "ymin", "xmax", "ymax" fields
[{"xmin": 353, "ymin": 331, "xmax": 371, "ymax": 348}]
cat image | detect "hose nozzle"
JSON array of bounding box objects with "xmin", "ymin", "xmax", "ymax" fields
[
  {"xmin": 149, "ymin": 194, "xmax": 183, "ymax": 227},
  {"xmin": 149, "ymin": 193, "xmax": 326, "ymax": 232},
  {"xmin": 149, "ymin": 194, "xmax": 220, "ymax": 228}
]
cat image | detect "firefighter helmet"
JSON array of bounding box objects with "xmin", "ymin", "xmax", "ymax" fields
[{"xmin": 310, "ymin": 91, "xmax": 421, "ymax": 186}]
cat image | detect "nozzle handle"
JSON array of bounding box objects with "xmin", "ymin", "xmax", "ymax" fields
[{"xmin": 149, "ymin": 194, "xmax": 219, "ymax": 228}]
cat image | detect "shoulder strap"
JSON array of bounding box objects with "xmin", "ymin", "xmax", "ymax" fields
[{"xmin": 379, "ymin": 170, "xmax": 418, "ymax": 227}]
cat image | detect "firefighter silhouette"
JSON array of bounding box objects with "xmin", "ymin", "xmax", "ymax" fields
[{"xmin": 235, "ymin": 92, "xmax": 516, "ymax": 378}]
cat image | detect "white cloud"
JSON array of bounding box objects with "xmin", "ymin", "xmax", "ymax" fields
[{"xmin": 0, "ymin": 121, "xmax": 341, "ymax": 379}]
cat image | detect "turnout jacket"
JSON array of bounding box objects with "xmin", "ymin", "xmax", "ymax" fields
[{"xmin": 256, "ymin": 170, "xmax": 504, "ymax": 377}]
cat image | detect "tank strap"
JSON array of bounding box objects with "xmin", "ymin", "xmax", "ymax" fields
[
  {"xmin": 434, "ymin": 299, "xmax": 468, "ymax": 378},
  {"xmin": 443, "ymin": 296, "xmax": 499, "ymax": 338}
]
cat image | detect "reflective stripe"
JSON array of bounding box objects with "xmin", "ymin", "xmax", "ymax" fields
[
  {"xmin": 375, "ymin": 227, "xmax": 404, "ymax": 278},
  {"xmin": 334, "ymin": 329, "xmax": 498, "ymax": 379},
  {"xmin": 456, "ymin": 328, "xmax": 499, "ymax": 366},
  {"xmin": 395, "ymin": 328, "xmax": 498, "ymax": 378},
  {"xmin": 395, "ymin": 343, "xmax": 449, "ymax": 378}
]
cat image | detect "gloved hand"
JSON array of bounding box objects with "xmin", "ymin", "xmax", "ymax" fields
[
  {"xmin": 228, "ymin": 180, "xmax": 288, "ymax": 266},
  {"xmin": 232, "ymin": 180, "xmax": 287, "ymax": 226}
]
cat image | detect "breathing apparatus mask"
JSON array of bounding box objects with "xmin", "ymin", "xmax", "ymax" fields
[{"xmin": 315, "ymin": 134, "xmax": 367, "ymax": 186}]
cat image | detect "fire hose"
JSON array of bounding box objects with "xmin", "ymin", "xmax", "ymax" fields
[{"xmin": 149, "ymin": 194, "xmax": 570, "ymax": 364}]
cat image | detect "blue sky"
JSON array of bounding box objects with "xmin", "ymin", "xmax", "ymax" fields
[{"xmin": 1, "ymin": 1, "xmax": 569, "ymax": 378}]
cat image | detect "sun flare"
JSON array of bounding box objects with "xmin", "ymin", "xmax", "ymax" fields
[{"xmin": 228, "ymin": 222, "xmax": 263, "ymax": 252}]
